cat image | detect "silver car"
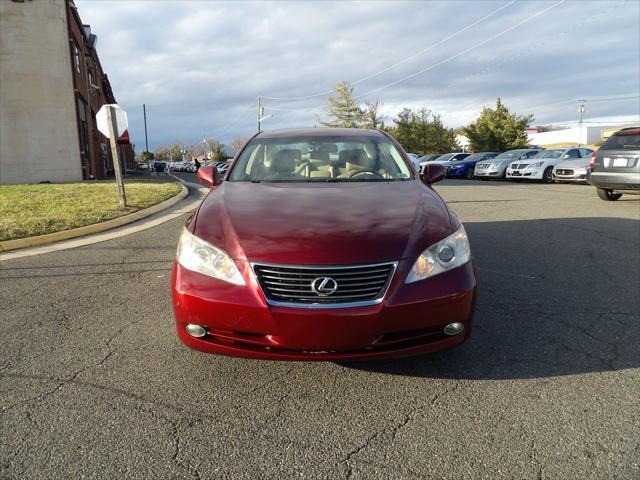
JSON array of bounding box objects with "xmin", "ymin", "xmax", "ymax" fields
[
  {"xmin": 553, "ymin": 148, "xmax": 596, "ymax": 183},
  {"xmin": 474, "ymin": 149, "xmax": 542, "ymax": 179}
]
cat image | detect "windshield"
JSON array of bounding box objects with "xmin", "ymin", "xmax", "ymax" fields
[
  {"xmin": 493, "ymin": 149, "xmax": 530, "ymax": 160},
  {"xmin": 533, "ymin": 149, "xmax": 564, "ymax": 159},
  {"xmin": 435, "ymin": 153, "xmax": 455, "ymax": 162},
  {"xmin": 465, "ymin": 152, "xmax": 491, "ymax": 161},
  {"xmin": 228, "ymin": 135, "xmax": 413, "ymax": 182},
  {"xmin": 601, "ymin": 130, "xmax": 640, "ymax": 150}
]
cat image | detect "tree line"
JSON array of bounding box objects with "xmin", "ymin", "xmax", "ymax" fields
[
  {"xmin": 318, "ymin": 81, "xmax": 533, "ymax": 153},
  {"xmin": 141, "ymin": 82, "xmax": 533, "ymax": 161}
]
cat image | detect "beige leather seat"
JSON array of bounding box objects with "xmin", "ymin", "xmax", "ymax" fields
[
  {"xmin": 338, "ymin": 149, "xmax": 373, "ymax": 177},
  {"xmin": 309, "ymin": 151, "xmax": 331, "ymax": 178},
  {"xmin": 264, "ymin": 149, "xmax": 302, "ymax": 180}
]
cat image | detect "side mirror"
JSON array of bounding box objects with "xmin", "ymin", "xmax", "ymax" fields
[
  {"xmin": 420, "ymin": 163, "xmax": 447, "ymax": 185},
  {"xmin": 196, "ymin": 166, "xmax": 223, "ymax": 188}
]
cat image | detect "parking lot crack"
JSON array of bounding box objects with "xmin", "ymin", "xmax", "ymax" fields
[
  {"xmin": 336, "ymin": 382, "xmax": 462, "ymax": 478},
  {"xmin": 248, "ymin": 366, "xmax": 294, "ymax": 394}
]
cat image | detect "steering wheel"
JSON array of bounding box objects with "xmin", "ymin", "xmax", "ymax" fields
[{"xmin": 349, "ymin": 169, "xmax": 384, "ymax": 179}]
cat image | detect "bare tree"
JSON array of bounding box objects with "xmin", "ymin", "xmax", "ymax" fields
[
  {"xmin": 230, "ymin": 135, "xmax": 251, "ymax": 152},
  {"xmin": 363, "ymin": 100, "xmax": 384, "ymax": 129}
]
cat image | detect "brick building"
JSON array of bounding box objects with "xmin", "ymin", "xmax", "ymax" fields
[{"xmin": 0, "ymin": 0, "xmax": 135, "ymax": 184}]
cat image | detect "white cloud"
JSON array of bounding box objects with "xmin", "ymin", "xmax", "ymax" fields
[{"xmin": 76, "ymin": 0, "xmax": 640, "ymax": 149}]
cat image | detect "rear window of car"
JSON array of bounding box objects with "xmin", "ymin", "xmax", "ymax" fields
[{"xmin": 601, "ymin": 130, "xmax": 640, "ymax": 150}]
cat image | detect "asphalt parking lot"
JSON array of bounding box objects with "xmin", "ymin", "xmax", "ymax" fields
[{"xmin": 1, "ymin": 178, "xmax": 639, "ymax": 479}]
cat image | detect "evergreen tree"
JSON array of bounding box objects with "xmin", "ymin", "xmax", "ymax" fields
[
  {"xmin": 318, "ymin": 81, "xmax": 365, "ymax": 128},
  {"xmin": 390, "ymin": 108, "xmax": 459, "ymax": 154},
  {"xmin": 463, "ymin": 98, "xmax": 533, "ymax": 152},
  {"xmin": 210, "ymin": 142, "xmax": 231, "ymax": 162}
]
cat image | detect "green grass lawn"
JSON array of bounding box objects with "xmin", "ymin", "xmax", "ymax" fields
[{"xmin": 0, "ymin": 178, "xmax": 182, "ymax": 241}]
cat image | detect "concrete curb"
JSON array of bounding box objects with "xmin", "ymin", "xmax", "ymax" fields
[{"xmin": 0, "ymin": 182, "xmax": 188, "ymax": 252}]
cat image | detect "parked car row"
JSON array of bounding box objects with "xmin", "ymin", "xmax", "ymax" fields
[
  {"xmin": 418, "ymin": 148, "xmax": 596, "ymax": 184},
  {"xmin": 165, "ymin": 161, "xmax": 230, "ymax": 174},
  {"xmin": 171, "ymin": 162, "xmax": 196, "ymax": 173},
  {"xmin": 414, "ymin": 126, "xmax": 639, "ymax": 200},
  {"xmin": 202, "ymin": 161, "xmax": 231, "ymax": 174}
]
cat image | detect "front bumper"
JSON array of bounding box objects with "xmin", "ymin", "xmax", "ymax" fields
[
  {"xmin": 553, "ymin": 169, "xmax": 587, "ymax": 183},
  {"xmin": 172, "ymin": 260, "xmax": 476, "ymax": 361},
  {"xmin": 506, "ymin": 167, "xmax": 543, "ymax": 179},
  {"xmin": 474, "ymin": 168, "xmax": 501, "ymax": 177},
  {"xmin": 446, "ymin": 167, "xmax": 465, "ymax": 177}
]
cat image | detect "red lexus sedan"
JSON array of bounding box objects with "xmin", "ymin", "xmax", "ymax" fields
[{"xmin": 172, "ymin": 128, "xmax": 476, "ymax": 360}]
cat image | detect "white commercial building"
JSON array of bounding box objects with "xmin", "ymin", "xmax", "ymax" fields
[{"xmin": 527, "ymin": 123, "xmax": 636, "ymax": 147}]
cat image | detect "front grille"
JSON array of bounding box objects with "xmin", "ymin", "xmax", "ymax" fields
[
  {"xmin": 477, "ymin": 164, "xmax": 488, "ymax": 169},
  {"xmin": 253, "ymin": 262, "xmax": 396, "ymax": 306},
  {"xmin": 513, "ymin": 163, "xmax": 528, "ymax": 169},
  {"xmin": 556, "ymin": 169, "xmax": 574, "ymax": 175}
]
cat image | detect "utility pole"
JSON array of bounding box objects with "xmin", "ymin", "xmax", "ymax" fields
[
  {"xmin": 257, "ymin": 96, "xmax": 262, "ymax": 133},
  {"xmin": 257, "ymin": 96, "xmax": 272, "ymax": 133},
  {"xmin": 143, "ymin": 103, "xmax": 149, "ymax": 153},
  {"xmin": 577, "ymin": 98, "xmax": 586, "ymax": 147},
  {"xmin": 203, "ymin": 135, "xmax": 207, "ymax": 161}
]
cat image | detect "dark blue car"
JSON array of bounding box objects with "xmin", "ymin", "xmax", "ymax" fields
[{"xmin": 446, "ymin": 152, "xmax": 499, "ymax": 179}]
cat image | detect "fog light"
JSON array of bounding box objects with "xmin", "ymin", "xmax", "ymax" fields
[
  {"xmin": 443, "ymin": 322, "xmax": 464, "ymax": 336},
  {"xmin": 185, "ymin": 324, "xmax": 207, "ymax": 338}
]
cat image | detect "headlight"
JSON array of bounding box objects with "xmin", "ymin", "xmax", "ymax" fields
[
  {"xmin": 176, "ymin": 228, "xmax": 245, "ymax": 285},
  {"xmin": 406, "ymin": 225, "xmax": 471, "ymax": 283},
  {"xmin": 528, "ymin": 162, "xmax": 544, "ymax": 168}
]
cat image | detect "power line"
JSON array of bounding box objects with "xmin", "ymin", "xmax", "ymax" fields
[
  {"xmin": 437, "ymin": 1, "xmax": 623, "ymax": 96},
  {"xmin": 205, "ymin": 103, "xmax": 255, "ymax": 139},
  {"xmin": 261, "ymin": 0, "xmax": 566, "ymax": 114},
  {"xmin": 259, "ymin": 0, "xmax": 517, "ymax": 102}
]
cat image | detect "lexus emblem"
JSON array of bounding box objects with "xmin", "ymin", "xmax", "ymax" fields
[{"xmin": 311, "ymin": 277, "xmax": 338, "ymax": 296}]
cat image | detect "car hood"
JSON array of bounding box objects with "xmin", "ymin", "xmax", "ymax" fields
[
  {"xmin": 192, "ymin": 181, "xmax": 454, "ymax": 265},
  {"xmin": 554, "ymin": 158, "xmax": 589, "ymax": 169},
  {"xmin": 482, "ymin": 158, "xmax": 514, "ymax": 166}
]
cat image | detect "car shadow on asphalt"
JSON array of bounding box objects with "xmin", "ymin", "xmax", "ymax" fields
[{"xmin": 339, "ymin": 217, "xmax": 640, "ymax": 379}]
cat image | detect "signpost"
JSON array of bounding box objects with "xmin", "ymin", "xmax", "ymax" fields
[{"xmin": 96, "ymin": 104, "xmax": 128, "ymax": 208}]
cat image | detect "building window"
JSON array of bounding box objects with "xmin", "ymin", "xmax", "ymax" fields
[
  {"xmin": 77, "ymin": 97, "xmax": 92, "ymax": 178},
  {"xmin": 74, "ymin": 44, "xmax": 81, "ymax": 73}
]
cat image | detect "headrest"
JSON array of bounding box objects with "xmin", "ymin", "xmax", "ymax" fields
[
  {"xmin": 271, "ymin": 149, "xmax": 301, "ymax": 172},
  {"xmin": 310, "ymin": 151, "xmax": 329, "ymax": 162},
  {"xmin": 339, "ymin": 149, "xmax": 371, "ymax": 168},
  {"xmin": 318, "ymin": 143, "xmax": 338, "ymax": 153}
]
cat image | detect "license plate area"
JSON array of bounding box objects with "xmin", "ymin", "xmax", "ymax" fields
[{"xmin": 605, "ymin": 157, "xmax": 629, "ymax": 167}]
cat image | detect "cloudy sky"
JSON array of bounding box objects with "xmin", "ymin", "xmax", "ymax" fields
[{"xmin": 75, "ymin": 0, "xmax": 640, "ymax": 151}]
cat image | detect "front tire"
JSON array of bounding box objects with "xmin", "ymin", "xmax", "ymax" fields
[
  {"xmin": 464, "ymin": 168, "xmax": 474, "ymax": 180},
  {"xmin": 596, "ymin": 188, "xmax": 622, "ymax": 201},
  {"xmin": 542, "ymin": 167, "xmax": 554, "ymax": 183}
]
